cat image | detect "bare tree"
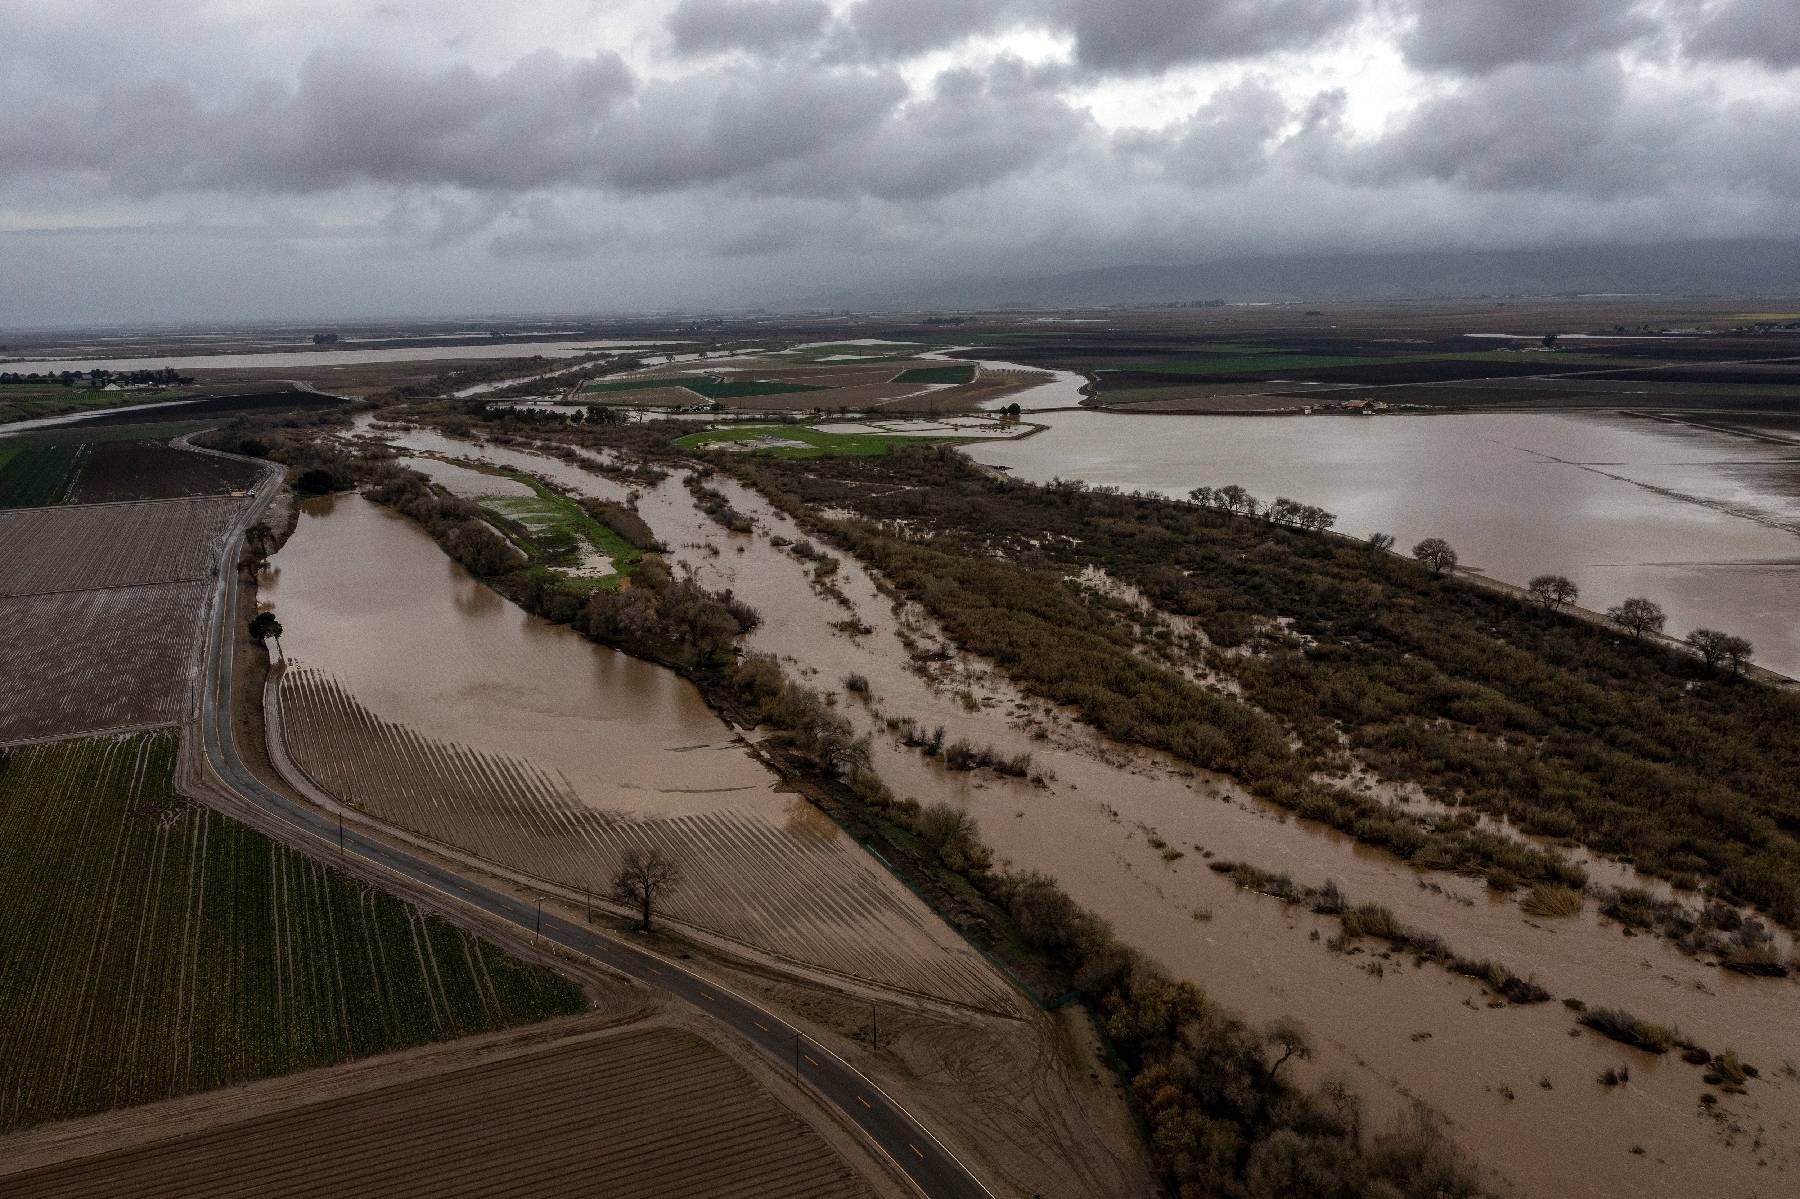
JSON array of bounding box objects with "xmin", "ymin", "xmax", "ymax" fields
[
  {"xmin": 1412, "ymin": 537, "xmax": 1458, "ymax": 577},
  {"xmin": 1264, "ymin": 1017, "xmax": 1313, "ymax": 1084},
  {"xmin": 1368, "ymin": 532, "xmax": 1396, "ymax": 554},
  {"xmin": 248, "ymin": 610, "xmax": 283, "ymax": 658},
  {"xmin": 1526, "ymin": 574, "xmax": 1578, "ymax": 613},
  {"xmin": 611, "ymin": 846, "xmax": 682, "ymax": 932},
  {"xmin": 1606, "ymin": 597, "xmax": 1666, "ymax": 641},
  {"xmin": 1687, "ymin": 628, "xmax": 1753, "ymax": 674}
]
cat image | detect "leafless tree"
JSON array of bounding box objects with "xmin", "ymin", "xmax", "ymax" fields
[
  {"xmin": 611, "ymin": 846, "xmax": 682, "ymax": 932},
  {"xmin": 1527, "ymin": 573, "xmax": 1578, "ymax": 613},
  {"xmin": 1687, "ymin": 628, "xmax": 1753, "ymax": 674},
  {"xmin": 1606, "ymin": 596, "xmax": 1666, "ymax": 641},
  {"xmin": 1412, "ymin": 537, "xmax": 1457, "ymax": 577}
]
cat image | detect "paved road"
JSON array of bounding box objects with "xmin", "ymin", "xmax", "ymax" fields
[{"xmin": 190, "ymin": 474, "xmax": 993, "ymax": 1199}]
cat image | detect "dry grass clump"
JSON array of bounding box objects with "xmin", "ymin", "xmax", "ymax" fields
[
  {"xmin": 1578, "ymin": 1006, "xmax": 1677, "ymax": 1054},
  {"xmin": 1520, "ymin": 884, "xmax": 1583, "ymax": 918}
]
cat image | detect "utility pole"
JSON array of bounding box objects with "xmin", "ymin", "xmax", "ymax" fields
[
  {"xmin": 337, "ymin": 812, "xmax": 344, "ymax": 855},
  {"xmin": 872, "ymin": 1003, "xmax": 878, "ymax": 1052},
  {"xmin": 794, "ymin": 1032, "xmax": 801, "ymax": 1085},
  {"xmin": 584, "ymin": 887, "xmax": 591, "ymax": 924},
  {"xmin": 535, "ymin": 897, "xmax": 543, "ymax": 943}
]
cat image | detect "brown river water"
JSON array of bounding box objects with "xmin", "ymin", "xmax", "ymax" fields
[
  {"xmin": 972, "ymin": 410, "xmax": 1800, "ymax": 680},
  {"xmin": 258, "ymin": 487, "xmax": 1013, "ymax": 1009},
  {"xmin": 359, "ymin": 421, "xmax": 1800, "ymax": 1197}
]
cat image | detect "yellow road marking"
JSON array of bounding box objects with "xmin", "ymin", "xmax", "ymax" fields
[
  {"xmin": 909, "ymin": 1143, "xmax": 924, "ymax": 1159},
  {"xmin": 857, "ymin": 1095, "xmax": 871, "ymax": 1109},
  {"xmin": 753, "ymin": 1020, "xmax": 770, "ymax": 1032},
  {"xmin": 804, "ymin": 1054, "xmax": 820, "ymax": 1067}
]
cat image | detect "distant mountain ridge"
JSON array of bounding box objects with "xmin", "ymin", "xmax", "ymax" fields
[{"xmin": 880, "ymin": 239, "xmax": 1800, "ymax": 309}]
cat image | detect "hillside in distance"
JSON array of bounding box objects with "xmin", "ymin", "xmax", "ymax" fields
[{"xmin": 886, "ymin": 238, "xmax": 1800, "ymax": 309}]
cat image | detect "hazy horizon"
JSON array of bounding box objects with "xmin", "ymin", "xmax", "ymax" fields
[{"xmin": 4, "ymin": 1, "xmax": 1798, "ymax": 324}]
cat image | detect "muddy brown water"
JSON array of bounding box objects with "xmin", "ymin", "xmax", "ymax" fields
[
  {"xmin": 263, "ymin": 492, "xmax": 773, "ymax": 812},
  {"xmin": 260, "ymin": 489, "xmax": 1013, "ymax": 1009},
  {"xmin": 354, "ymin": 423, "xmax": 1800, "ymax": 1197},
  {"xmin": 972, "ymin": 410, "xmax": 1800, "ymax": 679}
]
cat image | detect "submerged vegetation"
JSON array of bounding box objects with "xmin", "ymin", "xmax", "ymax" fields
[
  {"xmin": 1209, "ymin": 861, "xmax": 1550, "ymax": 1005},
  {"xmin": 719, "ymin": 444, "xmax": 1800, "ymax": 937}
]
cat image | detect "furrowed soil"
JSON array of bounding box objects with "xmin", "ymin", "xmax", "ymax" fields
[
  {"xmin": 0, "ymin": 731, "xmax": 587, "ymax": 1135},
  {"xmin": 0, "ymin": 496, "xmax": 241, "ymax": 595},
  {"xmin": 0, "ymin": 582, "xmax": 209, "ymax": 742},
  {"xmin": 0, "ymin": 1024, "xmax": 877, "ymax": 1199},
  {"xmin": 261, "ymin": 491, "xmax": 1016, "ymax": 1014}
]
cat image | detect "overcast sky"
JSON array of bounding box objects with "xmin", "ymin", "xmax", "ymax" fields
[{"xmin": 2, "ymin": 0, "xmax": 1796, "ymax": 324}]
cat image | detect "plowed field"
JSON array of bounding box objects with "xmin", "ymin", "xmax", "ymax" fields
[
  {"xmin": 0, "ymin": 732, "xmax": 586, "ymax": 1135},
  {"xmin": 0, "ymin": 496, "xmax": 240, "ymax": 596},
  {"xmin": 70, "ymin": 441, "xmax": 262, "ymax": 504},
  {"xmin": 0, "ymin": 1027, "xmax": 873, "ymax": 1199},
  {"xmin": 278, "ymin": 668, "xmax": 1014, "ymax": 1012},
  {"xmin": 0, "ymin": 583, "xmax": 207, "ymax": 743}
]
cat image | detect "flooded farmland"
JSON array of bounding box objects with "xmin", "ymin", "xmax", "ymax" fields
[
  {"xmin": 351, "ymin": 422, "xmax": 1800, "ymax": 1197},
  {"xmin": 972, "ymin": 410, "xmax": 1800, "ymax": 679},
  {"xmin": 260, "ymin": 490, "xmax": 1013, "ymax": 1012}
]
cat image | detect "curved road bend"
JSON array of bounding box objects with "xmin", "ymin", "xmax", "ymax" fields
[{"xmin": 191, "ymin": 474, "xmax": 994, "ymax": 1199}]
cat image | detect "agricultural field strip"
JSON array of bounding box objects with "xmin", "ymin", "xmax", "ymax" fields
[
  {"xmin": 0, "ymin": 583, "xmax": 209, "ymax": 745},
  {"xmin": 0, "ymin": 731, "xmax": 584, "ymax": 1135},
  {"xmin": 4, "ymin": 1030, "xmax": 871, "ymax": 1199},
  {"xmin": 278, "ymin": 668, "xmax": 1012, "ymax": 1012},
  {"xmin": 0, "ymin": 496, "xmax": 243, "ymax": 597}
]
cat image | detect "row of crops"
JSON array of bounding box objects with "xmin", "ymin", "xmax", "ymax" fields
[
  {"xmin": 0, "ymin": 442, "xmax": 88, "ymax": 509},
  {"xmin": 0, "ymin": 731, "xmax": 586, "ymax": 1133}
]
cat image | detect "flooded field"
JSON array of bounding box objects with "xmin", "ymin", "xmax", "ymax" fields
[
  {"xmin": 260, "ymin": 490, "xmax": 1012, "ymax": 1012},
  {"xmin": 973, "ymin": 410, "xmax": 1800, "ymax": 678},
  {"xmin": 0, "ymin": 338, "xmax": 663, "ymax": 375},
  {"xmin": 352, "ymin": 420, "xmax": 1800, "ymax": 1196}
]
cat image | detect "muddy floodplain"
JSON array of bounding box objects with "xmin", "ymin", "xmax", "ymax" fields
[{"xmin": 350, "ymin": 421, "xmax": 1800, "ymax": 1199}]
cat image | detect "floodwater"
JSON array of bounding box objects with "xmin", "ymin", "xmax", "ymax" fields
[
  {"xmin": 0, "ymin": 338, "xmax": 665, "ymax": 375},
  {"xmin": 348, "ymin": 421, "xmax": 1800, "ymax": 1197},
  {"xmin": 972, "ymin": 410, "xmax": 1800, "ymax": 678},
  {"xmin": 262, "ymin": 492, "xmax": 774, "ymax": 814}
]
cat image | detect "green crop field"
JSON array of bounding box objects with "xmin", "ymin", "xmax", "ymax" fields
[
  {"xmin": 0, "ymin": 732, "xmax": 585, "ymax": 1133},
  {"xmin": 892, "ymin": 365, "xmax": 976, "ymax": 385},
  {"xmin": 676, "ymin": 423, "xmax": 975, "ymax": 457},
  {"xmin": 0, "ymin": 442, "xmax": 88, "ymax": 508}
]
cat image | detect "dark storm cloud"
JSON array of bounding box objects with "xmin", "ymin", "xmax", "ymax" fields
[
  {"xmin": 834, "ymin": 0, "xmax": 1365, "ymax": 72},
  {"xmin": 666, "ymin": 0, "xmax": 832, "ymax": 57},
  {"xmin": 1397, "ymin": 0, "xmax": 1659, "ymax": 74},
  {"xmin": 1684, "ymin": 0, "xmax": 1800, "ymax": 69}
]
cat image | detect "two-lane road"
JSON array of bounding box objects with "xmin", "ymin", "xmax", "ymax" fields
[{"xmin": 190, "ymin": 469, "xmax": 994, "ymax": 1199}]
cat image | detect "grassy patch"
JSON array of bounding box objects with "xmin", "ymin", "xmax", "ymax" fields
[
  {"xmin": 0, "ymin": 442, "xmax": 88, "ymax": 508},
  {"xmin": 893, "ymin": 364, "xmax": 976, "ymax": 385},
  {"xmin": 481, "ymin": 472, "xmax": 642, "ymax": 589},
  {"xmin": 676, "ymin": 424, "xmax": 974, "ymax": 457},
  {"xmin": 0, "ymin": 732, "xmax": 585, "ymax": 1133}
]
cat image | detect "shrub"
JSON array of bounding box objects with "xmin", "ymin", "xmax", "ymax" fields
[
  {"xmin": 1578, "ymin": 1007, "xmax": 1676, "ymax": 1054},
  {"xmin": 1520, "ymin": 884, "xmax": 1583, "ymax": 918}
]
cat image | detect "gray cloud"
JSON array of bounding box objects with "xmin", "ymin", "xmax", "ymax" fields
[
  {"xmin": 667, "ymin": 0, "xmax": 832, "ymax": 57},
  {"xmin": 2, "ymin": 0, "xmax": 1798, "ymax": 325},
  {"xmin": 1398, "ymin": 0, "xmax": 1658, "ymax": 74},
  {"xmin": 834, "ymin": 0, "xmax": 1364, "ymax": 72},
  {"xmin": 1684, "ymin": 0, "xmax": 1800, "ymax": 69}
]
